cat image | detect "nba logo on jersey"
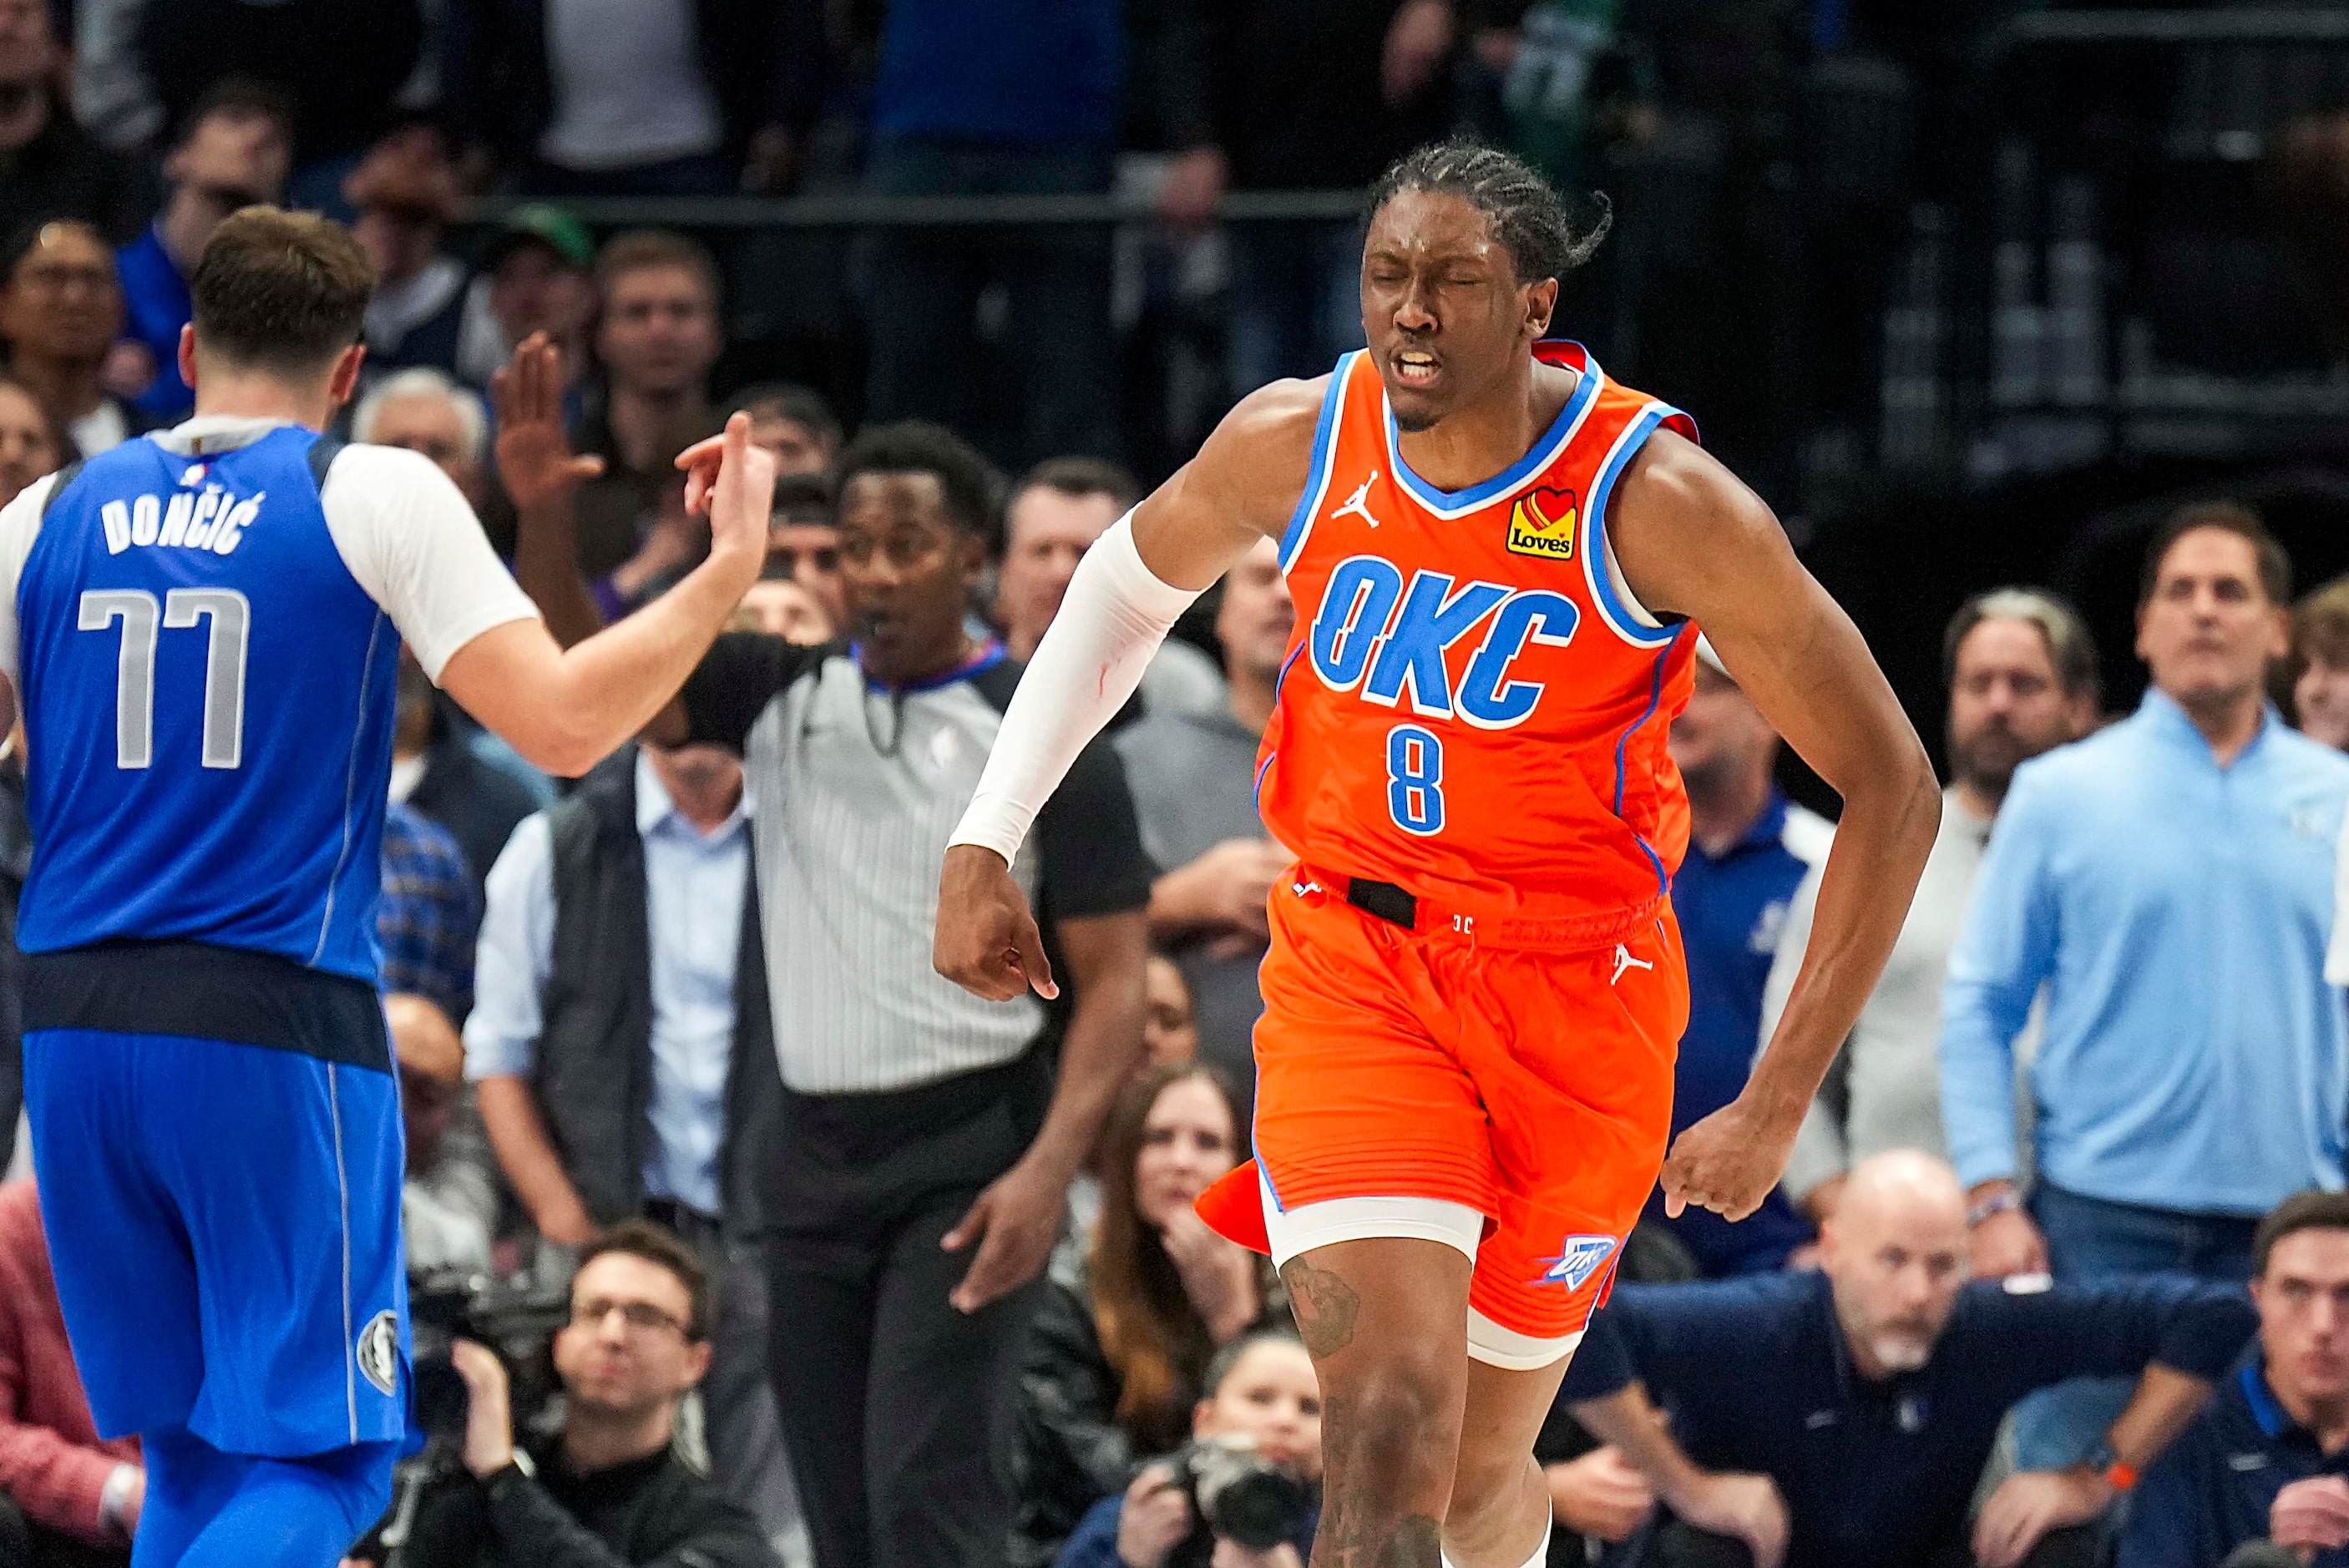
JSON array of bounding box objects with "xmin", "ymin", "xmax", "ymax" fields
[
  {"xmin": 1505, "ymin": 487, "xmax": 1577, "ymax": 560},
  {"xmin": 1532, "ymin": 1233, "xmax": 1618, "ymax": 1290}
]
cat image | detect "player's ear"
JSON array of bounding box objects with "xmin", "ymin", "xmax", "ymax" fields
[
  {"xmin": 176, "ymin": 324, "xmax": 200, "ymax": 395},
  {"xmin": 325, "ymin": 342, "xmax": 368, "ymax": 407},
  {"xmin": 1522, "ymin": 276, "xmax": 1560, "ymax": 341}
]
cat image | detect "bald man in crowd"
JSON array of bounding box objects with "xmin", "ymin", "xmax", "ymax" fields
[{"xmin": 1552, "ymin": 1153, "xmax": 2257, "ymax": 1568}]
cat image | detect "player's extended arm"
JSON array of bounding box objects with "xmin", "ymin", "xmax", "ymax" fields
[
  {"xmin": 1611, "ymin": 430, "xmax": 1940, "ymax": 1222},
  {"xmin": 934, "ymin": 381, "xmax": 1321, "ymax": 1002},
  {"xmin": 438, "ymin": 415, "xmax": 773, "ymax": 778}
]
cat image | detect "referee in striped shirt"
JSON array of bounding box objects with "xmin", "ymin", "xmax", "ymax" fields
[{"xmin": 512, "ymin": 389, "xmax": 1151, "ymax": 1568}]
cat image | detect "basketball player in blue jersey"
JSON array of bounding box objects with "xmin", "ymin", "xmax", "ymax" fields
[{"xmin": 0, "ymin": 208, "xmax": 776, "ymax": 1567}]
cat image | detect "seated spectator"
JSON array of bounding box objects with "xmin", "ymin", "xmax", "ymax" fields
[
  {"xmin": 114, "ymin": 82, "xmax": 292, "ymax": 421},
  {"xmin": 379, "ymin": 798, "xmax": 480, "ymax": 1022},
  {"xmin": 996, "ymin": 458, "xmax": 1225, "ymax": 721},
  {"xmin": 455, "ymin": 206, "xmax": 596, "ymax": 403},
  {"xmin": 390, "ymin": 994, "xmax": 496, "ymax": 1278},
  {"xmin": 733, "ymin": 577, "xmax": 833, "ymax": 645},
  {"xmin": 0, "ymin": 377, "xmax": 63, "ymax": 508},
  {"xmin": 1012, "ymin": 1065, "xmax": 1282, "ymax": 1568},
  {"xmin": 393, "ymin": 1222, "xmax": 780, "ymax": 1568},
  {"xmin": 466, "ymin": 738, "xmax": 792, "ymax": 1535},
  {"xmin": 1116, "ymin": 535, "xmax": 1291, "ymax": 1116},
  {"xmin": 1053, "ymin": 1329, "xmax": 1321, "ymax": 1568},
  {"xmin": 727, "ymin": 382, "xmax": 841, "ymax": 478},
  {"xmin": 345, "ymin": 129, "xmax": 470, "ymax": 379},
  {"xmin": 2124, "ymin": 1191, "xmax": 2349, "ymax": 1567},
  {"xmin": 1559, "ymin": 1151, "xmax": 2257, "ymax": 1568},
  {"xmin": 0, "ymin": 1180, "xmax": 141, "ymax": 1567},
  {"xmin": 1762, "ymin": 589, "xmax": 2098, "ymax": 1225},
  {"xmin": 761, "ymin": 473, "xmax": 843, "ymax": 631},
  {"xmin": 0, "ymin": 0, "xmax": 137, "ymax": 245},
  {"xmin": 352, "ymin": 367, "xmax": 491, "ymax": 508},
  {"xmin": 2291, "ymin": 574, "xmax": 2349, "ymax": 751},
  {"xmin": 391, "ymin": 650, "xmax": 557, "ymax": 903},
  {"xmin": 1141, "ymin": 954, "xmax": 1198, "ymax": 1070},
  {"xmin": 0, "ymin": 220, "xmax": 147, "ymax": 457}
]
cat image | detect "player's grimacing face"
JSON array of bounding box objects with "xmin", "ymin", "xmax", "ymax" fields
[{"xmin": 1361, "ymin": 190, "xmax": 1554, "ymax": 433}]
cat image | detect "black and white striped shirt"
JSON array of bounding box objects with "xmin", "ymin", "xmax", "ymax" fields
[{"xmin": 680, "ymin": 635, "xmax": 1152, "ymax": 1095}]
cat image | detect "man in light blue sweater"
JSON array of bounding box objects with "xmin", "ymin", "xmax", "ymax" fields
[{"xmin": 1941, "ymin": 501, "xmax": 2349, "ymax": 1469}]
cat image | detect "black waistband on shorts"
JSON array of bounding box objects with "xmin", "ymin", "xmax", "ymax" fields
[{"xmin": 25, "ymin": 938, "xmax": 392, "ymax": 1074}]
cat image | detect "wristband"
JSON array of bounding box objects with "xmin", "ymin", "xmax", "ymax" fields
[
  {"xmin": 99, "ymin": 1464, "xmax": 138, "ymax": 1537},
  {"xmin": 2102, "ymin": 1460, "xmax": 2139, "ymax": 1494},
  {"xmin": 1966, "ymin": 1190, "xmax": 2021, "ymax": 1228}
]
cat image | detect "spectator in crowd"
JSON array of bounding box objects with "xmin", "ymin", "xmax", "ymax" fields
[
  {"xmin": 1217, "ymin": 0, "xmax": 1458, "ymax": 392},
  {"xmin": 379, "ymin": 798, "xmax": 481, "ymax": 1022},
  {"xmin": 1562, "ymin": 1151, "xmax": 2258, "ymax": 1568},
  {"xmin": 352, "ymin": 367, "xmax": 490, "ymax": 508},
  {"xmin": 2291, "ymin": 574, "xmax": 2349, "ymax": 751},
  {"xmin": 761, "ymin": 473, "xmax": 843, "ymax": 633},
  {"xmin": 0, "ymin": 1180, "xmax": 142, "ymax": 1567},
  {"xmin": 0, "ymin": 377, "xmax": 63, "ymax": 508},
  {"xmin": 464, "ymin": 736, "xmax": 791, "ymax": 1535},
  {"xmin": 567, "ymin": 233, "xmax": 724, "ymax": 587},
  {"xmin": 455, "ymin": 206, "xmax": 597, "ymax": 402},
  {"xmin": 114, "ymin": 82, "xmax": 292, "ymax": 421},
  {"xmin": 0, "ymin": 0, "xmax": 138, "ymax": 245},
  {"xmin": 1115, "ymin": 536, "xmax": 1291, "ymax": 1111},
  {"xmin": 1763, "ymin": 589, "xmax": 2099, "ymax": 1226},
  {"xmin": 727, "ymin": 382, "xmax": 840, "ymax": 478},
  {"xmin": 396, "ymin": 1222, "xmax": 781, "ymax": 1568},
  {"xmin": 1053, "ymin": 1328, "xmax": 1322, "ymax": 1568},
  {"xmin": 1011, "ymin": 1064, "xmax": 1283, "ymax": 1567},
  {"xmin": 2124, "ymin": 1191, "xmax": 2349, "ymax": 1567},
  {"xmin": 1651, "ymin": 635, "xmax": 1828, "ymax": 1275},
  {"xmin": 391, "ymin": 650, "xmax": 558, "ymax": 901},
  {"xmin": 345, "ymin": 127, "xmax": 469, "ymax": 379},
  {"xmin": 516, "ymin": 418, "xmax": 1152, "ymax": 1568},
  {"xmin": 450, "ymin": 0, "xmax": 823, "ymax": 198},
  {"xmin": 390, "ymin": 994, "xmax": 497, "ymax": 1278},
  {"xmin": 860, "ymin": 0, "xmax": 1218, "ymax": 465},
  {"xmin": 1945, "ymin": 503, "xmax": 2349, "ymax": 1469},
  {"xmin": 0, "ymin": 220, "xmax": 146, "ymax": 458},
  {"xmin": 998, "ymin": 459, "xmax": 1226, "ymax": 722},
  {"xmin": 1141, "ymin": 954, "xmax": 1198, "ymax": 1070},
  {"xmin": 734, "ymin": 576, "xmax": 833, "ymax": 645},
  {"xmin": 76, "ymin": 0, "xmax": 421, "ymax": 205}
]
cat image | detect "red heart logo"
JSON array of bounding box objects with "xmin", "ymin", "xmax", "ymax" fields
[{"xmin": 1523, "ymin": 487, "xmax": 1577, "ymax": 532}]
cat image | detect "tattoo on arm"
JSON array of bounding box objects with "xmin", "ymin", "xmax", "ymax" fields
[{"xmin": 1280, "ymin": 1257, "xmax": 1362, "ymax": 1359}]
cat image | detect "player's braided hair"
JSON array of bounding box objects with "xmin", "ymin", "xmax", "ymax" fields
[{"xmin": 1366, "ymin": 139, "xmax": 1611, "ymax": 286}]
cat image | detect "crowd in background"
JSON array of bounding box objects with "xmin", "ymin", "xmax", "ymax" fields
[{"xmin": 1, "ymin": 3, "xmax": 2348, "ymax": 1568}]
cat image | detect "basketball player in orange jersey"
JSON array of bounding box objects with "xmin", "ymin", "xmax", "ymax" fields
[{"xmin": 933, "ymin": 142, "xmax": 1940, "ymax": 1568}]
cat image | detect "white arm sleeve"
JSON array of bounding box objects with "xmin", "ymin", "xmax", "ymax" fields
[
  {"xmin": 951, "ymin": 513, "xmax": 1204, "ymax": 862},
  {"xmin": 321, "ymin": 444, "xmax": 542, "ymax": 682}
]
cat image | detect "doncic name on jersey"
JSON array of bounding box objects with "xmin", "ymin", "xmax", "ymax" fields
[{"xmin": 97, "ymin": 463, "xmax": 261, "ymax": 557}]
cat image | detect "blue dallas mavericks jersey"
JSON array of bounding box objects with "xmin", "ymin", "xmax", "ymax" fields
[{"xmin": 18, "ymin": 427, "xmax": 399, "ymax": 984}]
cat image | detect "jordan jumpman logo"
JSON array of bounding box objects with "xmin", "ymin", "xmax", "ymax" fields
[
  {"xmin": 1334, "ymin": 472, "xmax": 1382, "ymax": 528},
  {"xmin": 1611, "ymin": 943, "xmax": 1654, "ymax": 986}
]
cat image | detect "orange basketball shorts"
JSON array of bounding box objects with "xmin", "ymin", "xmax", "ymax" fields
[{"xmin": 1197, "ymin": 869, "xmax": 1686, "ymax": 1348}]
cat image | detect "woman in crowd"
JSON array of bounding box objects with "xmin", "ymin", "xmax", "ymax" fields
[
  {"xmin": 0, "ymin": 377, "xmax": 65, "ymax": 508},
  {"xmin": 1054, "ymin": 1329, "xmax": 1323, "ymax": 1568},
  {"xmin": 1011, "ymin": 1063, "xmax": 1288, "ymax": 1568}
]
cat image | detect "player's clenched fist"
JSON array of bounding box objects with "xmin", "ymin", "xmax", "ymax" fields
[
  {"xmin": 1658, "ymin": 1092, "xmax": 1803, "ymax": 1223},
  {"xmin": 935, "ymin": 843, "xmax": 1060, "ymax": 1000}
]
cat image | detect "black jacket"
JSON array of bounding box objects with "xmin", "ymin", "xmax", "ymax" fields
[
  {"xmin": 532, "ymin": 751, "xmax": 781, "ymax": 1236},
  {"xmin": 401, "ymin": 1432, "xmax": 779, "ymax": 1568},
  {"xmin": 408, "ymin": 700, "xmax": 552, "ymax": 903},
  {"xmin": 447, "ymin": 0, "xmax": 827, "ymax": 175}
]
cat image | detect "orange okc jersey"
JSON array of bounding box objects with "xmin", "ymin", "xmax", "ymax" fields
[{"xmin": 1256, "ymin": 341, "xmax": 1699, "ymax": 932}]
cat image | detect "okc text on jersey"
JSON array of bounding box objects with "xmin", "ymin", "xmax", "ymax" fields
[
  {"xmin": 1306, "ymin": 554, "xmax": 1579, "ymax": 730},
  {"xmin": 99, "ymin": 485, "xmax": 261, "ymax": 557}
]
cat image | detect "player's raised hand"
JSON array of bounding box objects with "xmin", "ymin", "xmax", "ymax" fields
[
  {"xmin": 674, "ymin": 413, "xmax": 775, "ymax": 580},
  {"xmin": 490, "ymin": 332, "xmax": 602, "ymax": 512},
  {"xmin": 934, "ymin": 842, "xmax": 1059, "ymax": 1001},
  {"xmin": 1658, "ymin": 1091, "xmax": 1802, "ymax": 1223}
]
